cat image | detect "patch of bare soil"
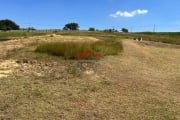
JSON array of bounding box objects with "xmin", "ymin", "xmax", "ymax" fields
[
  {"xmin": 29, "ymin": 34, "xmax": 99, "ymax": 43},
  {"xmin": 0, "ymin": 60, "xmax": 18, "ymax": 78},
  {"xmin": 12, "ymin": 59, "xmax": 99, "ymax": 81}
]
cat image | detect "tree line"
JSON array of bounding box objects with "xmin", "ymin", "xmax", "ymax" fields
[{"xmin": 0, "ymin": 19, "xmax": 128, "ymax": 32}]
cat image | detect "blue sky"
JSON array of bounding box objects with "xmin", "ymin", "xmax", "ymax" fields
[{"xmin": 0, "ymin": 0, "xmax": 180, "ymax": 32}]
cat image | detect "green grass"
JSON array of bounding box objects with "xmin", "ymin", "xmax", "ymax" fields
[
  {"xmin": 57, "ymin": 31, "xmax": 180, "ymax": 45},
  {"xmin": 1, "ymin": 30, "xmax": 180, "ymax": 45},
  {"xmin": 35, "ymin": 40, "xmax": 123, "ymax": 59},
  {"xmin": 35, "ymin": 42, "xmax": 92, "ymax": 59},
  {"xmin": 60, "ymin": 31, "xmax": 132, "ymax": 39},
  {"xmin": 135, "ymin": 32, "xmax": 180, "ymax": 45},
  {"xmin": 92, "ymin": 40, "xmax": 123, "ymax": 55},
  {"xmin": 0, "ymin": 31, "xmax": 49, "ymax": 38}
]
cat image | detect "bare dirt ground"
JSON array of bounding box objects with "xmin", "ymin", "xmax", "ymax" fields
[{"xmin": 0, "ymin": 35, "xmax": 180, "ymax": 119}]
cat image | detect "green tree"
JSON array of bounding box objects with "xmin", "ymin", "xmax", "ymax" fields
[
  {"xmin": 88, "ymin": 27, "xmax": 95, "ymax": 31},
  {"xmin": 27, "ymin": 27, "xmax": 36, "ymax": 31},
  {"xmin": 0, "ymin": 19, "xmax": 20, "ymax": 31},
  {"xmin": 63, "ymin": 26, "xmax": 68, "ymax": 31},
  {"xmin": 121, "ymin": 28, "xmax": 128, "ymax": 33},
  {"xmin": 63, "ymin": 23, "xmax": 79, "ymax": 30},
  {"xmin": 104, "ymin": 29, "xmax": 118, "ymax": 32}
]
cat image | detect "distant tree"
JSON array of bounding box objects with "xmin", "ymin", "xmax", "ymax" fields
[
  {"xmin": 20, "ymin": 27, "xmax": 36, "ymax": 32},
  {"xmin": 27, "ymin": 27, "xmax": 36, "ymax": 31},
  {"xmin": 121, "ymin": 28, "xmax": 128, "ymax": 33},
  {"xmin": 104, "ymin": 29, "xmax": 112, "ymax": 32},
  {"xmin": 63, "ymin": 26, "xmax": 68, "ymax": 31},
  {"xmin": 104, "ymin": 29, "xmax": 118, "ymax": 32},
  {"xmin": 26, "ymin": 27, "xmax": 36, "ymax": 32},
  {"xmin": 88, "ymin": 27, "xmax": 95, "ymax": 31},
  {"xmin": 63, "ymin": 23, "xmax": 79, "ymax": 30},
  {"xmin": 0, "ymin": 19, "xmax": 20, "ymax": 31}
]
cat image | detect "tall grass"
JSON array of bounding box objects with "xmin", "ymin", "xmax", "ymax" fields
[
  {"xmin": 36, "ymin": 42, "xmax": 92, "ymax": 59},
  {"xmin": 92, "ymin": 40, "xmax": 122, "ymax": 55},
  {"xmin": 35, "ymin": 40, "xmax": 123, "ymax": 59}
]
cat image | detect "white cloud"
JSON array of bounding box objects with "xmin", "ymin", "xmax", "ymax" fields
[
  {"xmin": 137, "ymin": 9, "xmax": 148, "ymax": 14},
  {"xmin": 110, "ymin": 9, "xmax": 148, "ymax": 18}
]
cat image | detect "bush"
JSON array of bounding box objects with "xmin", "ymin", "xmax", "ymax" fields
[{"xmin": 35, "ymin": 40, "xmax": 123, "ymax": 59}]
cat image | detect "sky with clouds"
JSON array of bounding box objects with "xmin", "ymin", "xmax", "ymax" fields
[
  {"xmin": 110, "ymin": 9, "xmax": 148, "ymax": 18},
  {"xmin": 0, "ymin": 0, "xmax": 180, "ymax": 32}
]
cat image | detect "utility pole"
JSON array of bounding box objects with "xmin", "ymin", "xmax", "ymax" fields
[
  {"xmin": 153, "ymin": 24, "xmax": 156, "ymax": 32},
  {"xmin": 113, "ymin": 26, "xmax": 115, "ymax": 32},
  {"xmin": 130, "ymin": 26, "xmax": 133, "ymax": 33}
]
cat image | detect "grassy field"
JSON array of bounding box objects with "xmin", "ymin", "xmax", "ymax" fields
[
  {"xmin": 0, "ymin": 31, "xmax": 180, "ymax": 119},
  {"xmin": 1, "ymin": 31, "xmax": 180, "ymax": 45},
  {"xmin": 0, "ymin": 31, "xmax": 49, "ymax": 39},
  {"xmin": 136, "ymin": 32, "xmax": 180, "ymax": 45}
]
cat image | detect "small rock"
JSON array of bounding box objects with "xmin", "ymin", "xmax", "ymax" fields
[{"xmin": 84, "ymin": 70, "xmax": 94, "ymax": 75}]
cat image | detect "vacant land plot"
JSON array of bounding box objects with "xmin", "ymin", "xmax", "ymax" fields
[{"xmin": 0, "ymin": 32, "xmax": 180, "ymax": 119}]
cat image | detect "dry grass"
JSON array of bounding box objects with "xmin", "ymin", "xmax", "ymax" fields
[
  {"xmin": 0, "ymin": 33, "xmax": 180, "ymax": 119},
  {"xmin": 96, "ymin": 40, "xmax": 180, "ymax": 119}
]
